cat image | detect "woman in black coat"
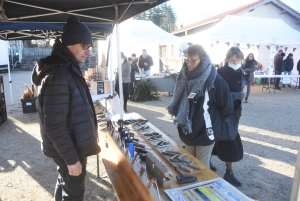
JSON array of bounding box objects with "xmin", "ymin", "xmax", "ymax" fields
[{"xmin": 212, "ymin": 47, "xmax": 246, "ymax": 187}]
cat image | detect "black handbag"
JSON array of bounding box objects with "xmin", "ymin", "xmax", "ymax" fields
[{"xmin": 217, "ymin": 107, "xmax": 241, "ymax": 141}]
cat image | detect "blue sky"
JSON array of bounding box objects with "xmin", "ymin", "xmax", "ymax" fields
[{"xmin": 169, "ymin": 0, "xmax": 300, "ymax": 27}]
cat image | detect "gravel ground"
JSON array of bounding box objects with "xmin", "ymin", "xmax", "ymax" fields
[{"xmin": 1, "ymin": 71, "xmax": 300, "ymax": 201}]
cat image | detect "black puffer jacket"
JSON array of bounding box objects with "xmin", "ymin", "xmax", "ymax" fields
[{"xmin": 32, "ymin": 40, "xmax": 100, "ymax": 165}]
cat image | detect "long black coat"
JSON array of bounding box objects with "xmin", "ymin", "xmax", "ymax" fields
[
  {"xmin": 212, "ymin": 65, "xmax": 245, "ymax": 162},
  {"xmin": 32, "ymin": 40, "xmax": 100, "ymax": 165}
]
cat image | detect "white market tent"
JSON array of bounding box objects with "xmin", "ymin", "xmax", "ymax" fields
[
  {"xmin": 109, "ymin": 19, "xmax": 182, "ymax": 76},
  {"xmin": 210, "ymin": 15, "xmax": 300, "ymax": 46},
  {"xmin": 123, "ymin": 19, "xmax": 183, "ymax": 45},
  {"xmin": 208, "ymin": 15, "xmax": 300, "ymax": 76},
  {"xmin": 104, "ymin": 19, "xmax": 182, "ymax": 116}
]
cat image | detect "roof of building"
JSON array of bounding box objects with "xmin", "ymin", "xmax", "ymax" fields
[{"xmin": 172, "ymin": 0, "xmax": 300, "ymax": 35}]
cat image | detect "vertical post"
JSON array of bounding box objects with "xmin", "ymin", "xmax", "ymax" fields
[
  {"xmin": 116, "ymin": 23, "xmax": 123, "ymax": 119},
  {"xmin": 109, "ymin": 35, "xmax": 113, "ymax": 96},
  {"xmin": 115, "ymin": 4, "xmax": 123, "ymax": 119},
  {"xmin": 6, "ymin": 38, "xmax": 13, "ymax": 105},
  {"xmin": 269, "ymin": 45, "xmax": 275, "ymax": 75}
]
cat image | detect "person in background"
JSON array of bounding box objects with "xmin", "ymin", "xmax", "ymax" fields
[
  {"xmin": 212, "ymin": 47, "xmax": 245, "ymax": 187},
  {"xmin": 274, "ymin": 52, "xmax": 285, "ymax": 90},
  {"xmin": 282, "ymin": 53, "xmax": 294, "ymax": 88},
  {"xmin": 167, "ymin": 44, "xmax": 233, "ymax": 168},
  {"xmin": 115, "ymin": 52, "xmax": 131, "ymax": 113},
  {"xmin": 138, "ymin": 49, "xmax": 153, "ymax": 76},
  {"xmin": 130, "ymin": 53, "xmax": 140, "ymax": 97},
  {"xmin": 242, "ymin": 53, "xmax": 257, "ymax": 103},
  {"xmin": 297, "ymin": 59, "xmax": 300, "ymax": 89},
  {"xmin": 274, "ymin": 50, "xmax": 283, "ymax": 71},
  {"xmin": 257, "ymin": 62, "xmax": 264, "ymax": 71},
  {"xmin": 31, "ymin": 16, "xmax": 101, "ymax": 200}
]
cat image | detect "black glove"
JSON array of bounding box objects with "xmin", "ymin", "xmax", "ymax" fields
[{"xmin": 231, "ymin": 92, "xmax": 245, "ymax": 101}]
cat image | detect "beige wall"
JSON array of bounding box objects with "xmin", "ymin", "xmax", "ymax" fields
[{"xmin": 239, "ymin": 3, "xmax": 300, "ymax": 32}]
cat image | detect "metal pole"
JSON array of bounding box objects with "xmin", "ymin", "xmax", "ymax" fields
[
  {"xmin": 109, "ymin": 35, "xmax": 113, "ymax": 96},
  {"xmin": 5, "ymin": 37, "xmax": 13, "ymax": 105},
  {"xmin": 116, "ymin": 23, "xmax": 123, "ymax": 119}
]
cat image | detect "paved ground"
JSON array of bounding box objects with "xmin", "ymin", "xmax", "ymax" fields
[{"xmin": 1, "ymin": 71, "xmax": 300, "ymax": 201}]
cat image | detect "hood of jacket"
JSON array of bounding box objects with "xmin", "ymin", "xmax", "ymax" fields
[{"xmin": 32, "ymin": 39, "xmax": 81, "ymax": 86}]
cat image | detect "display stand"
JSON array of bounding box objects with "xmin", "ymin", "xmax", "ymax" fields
[{"xmin": 97, "ymin": 113, "xmax": 229, "ymax": 201}]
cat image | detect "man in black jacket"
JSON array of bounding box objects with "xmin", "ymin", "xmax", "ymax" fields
[
  {"xmin": 138, "ymin": 49, "xmax": 153, "ymax": 76},
  {"xmin": 32, "ymin": 16, "xmax": 101, "ymax": 201},
  {"xmin": 282, "ymin": 53, "xmax": 294, "ymax": 88},
  {"xmin": 274, "ymin": 49, "xmax": 283, "ymax": 72}
]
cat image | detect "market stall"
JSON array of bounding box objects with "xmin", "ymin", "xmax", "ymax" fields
[{"xmin": 96, "ymin": 111, "xmax": 251, "ymax": 201}]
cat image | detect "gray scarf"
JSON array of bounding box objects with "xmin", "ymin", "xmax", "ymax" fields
[{"xmin": 167, "ymin": 55, "xmax": 217, "ymax": 134}]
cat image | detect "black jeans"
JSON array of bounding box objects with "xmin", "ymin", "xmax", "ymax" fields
[{"xmin": 53, "ymin": 157, "xmax": 87, "ymax": 201}]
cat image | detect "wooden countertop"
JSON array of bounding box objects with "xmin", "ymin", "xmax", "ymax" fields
[{"xmin": 98, "ymin": 115, "xmax": 219, "ymax": 201}]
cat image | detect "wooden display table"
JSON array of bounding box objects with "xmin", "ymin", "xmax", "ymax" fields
[{"xmin": 98, "ymin": 114, "xmax": 219, "ymax": 201}]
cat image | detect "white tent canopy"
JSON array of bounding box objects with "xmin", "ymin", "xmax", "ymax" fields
[
  {"xmin": 123, "ymin": 19, "xmax": 183, "ymax": 45},
  {"xmin": 109, "ymin": 19, "xmax": 182, "ymax": 75},
  {"xmin": 211, "ymin": 15, "xmax": 300, "ymax": 46}
]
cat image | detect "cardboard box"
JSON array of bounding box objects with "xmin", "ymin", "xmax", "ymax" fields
[{"xmin": 90, "ymin": 80, "xmax": 113, "ymax": 95}]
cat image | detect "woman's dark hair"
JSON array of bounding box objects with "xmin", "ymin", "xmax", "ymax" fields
[
  {"xmin": 245, "ymin": 53, "xmax": 256, "ymax": 62},
  {"xmin": 121, "ymin": 52, "xmax": 127, "ymax": 64},
  {"xmin": 225, "ymin": 47, "xmax": 244, "ymax": 62},
  {"xmin": 131, "ymin": 53, "xmax": 136, "ymax": 57},
  {"xmin": 186, "ymin": 44, "xmax": 206, "ymax": 60}
]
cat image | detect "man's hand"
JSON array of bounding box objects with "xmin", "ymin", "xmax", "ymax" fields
[{"xmin": 67, "ymin": 161, "xmax": 82, "ymax": 176}]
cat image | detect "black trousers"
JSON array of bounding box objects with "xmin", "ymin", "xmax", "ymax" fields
[{"xmin": 53, "ymin": 157, "xmax": 87, "ymax": 201}]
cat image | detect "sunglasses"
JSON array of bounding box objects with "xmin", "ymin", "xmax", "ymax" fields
[
  {"xmin": 82, "ymin": 44, "xmax": 92, "ymax": 50},
  {"xmin": 185, "ymin": 58, "xmax": 200, "ymax": 65}
]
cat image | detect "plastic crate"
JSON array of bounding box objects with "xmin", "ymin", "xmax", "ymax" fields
[{"xmin": 21, "ymin": 98, "xmax": 37, "ymax": 113}]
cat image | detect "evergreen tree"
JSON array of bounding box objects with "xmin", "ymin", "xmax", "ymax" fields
[{"xmin": 134, "ymin": 3, "xmax": 177, "ymax": 33}]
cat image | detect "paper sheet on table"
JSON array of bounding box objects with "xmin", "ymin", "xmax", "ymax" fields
[
  {"xmin": 164, "ymin": 177, "xmax": 251, "ymax": 201},
  {"xmin": 111, "ymin": 112, "xmax": 146, "ymax": 122},
  {"xmin": 100, "ymin": 94, "xmax": 122, "ymax": 116}
]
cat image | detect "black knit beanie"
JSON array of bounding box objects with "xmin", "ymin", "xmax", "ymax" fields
[{"xmin": 62, "ymin": 16, "xmax": 93, "ymax": 46}]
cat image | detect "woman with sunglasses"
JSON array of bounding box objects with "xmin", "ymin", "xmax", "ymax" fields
[
  {"xmin": 212, "ymin": 47, "xmax": 246, "ymax": 187},
  {"xmin": 242, "ymin": 53, "xmax": 257, "ymax": 103},
  {"xmin": 168, "ymin": 44, "xmax": 233, "ymax": 168}
]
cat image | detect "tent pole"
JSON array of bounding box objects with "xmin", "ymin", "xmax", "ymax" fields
[
  {"xmin": 109, "ymin": 35, "xmax": 113, "ymax": 97},
  {"xmin": 116, "ymin": 23, "xmax": 123, "ymax": 119},
  {"xmin": 5, "ymin": 35, "xmax": 13, "ymax": 105}
]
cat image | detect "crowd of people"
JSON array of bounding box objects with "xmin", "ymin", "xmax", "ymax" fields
[
  {"xmin": 114, "ymin": 49, "xmax": 153, "ymax": 112},
  {"xmin": 274, "ymin": 49, "xmax": 299, "ymax": 90}
]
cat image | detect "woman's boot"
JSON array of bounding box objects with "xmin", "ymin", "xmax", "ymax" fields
[{"xmin": 224, "ymin": 170, "xmax": 242, "ymax": 187}]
